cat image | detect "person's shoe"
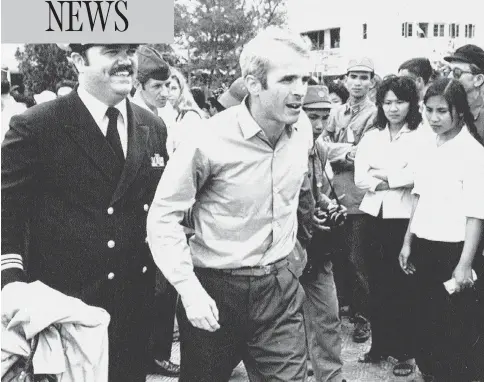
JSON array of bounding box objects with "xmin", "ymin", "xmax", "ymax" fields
[
  {"xmin": 352, "ymin": 314, "xmax": 371, "ymax": 343},
  {"xmin": 152, "ymin": 359, "xmax": 180, "ymax": 377},
  {"xmin": 358, "ymin": 351, "xmax": 387, "ymax": 363}
]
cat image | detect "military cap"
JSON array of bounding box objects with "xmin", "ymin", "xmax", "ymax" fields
[
  {"xmin": 444, "ymin": 44, "xmax": 484, "ymax": 73},
  {"xmin": 347, "ymin": 57, "xmax": 374, "ymax": 73},
  {"xmin": 137, "ymin": 46, "xmax": 171, "ymax": 83},
  {"xmin": 303, "ymin": 85, "xmax": 332, "ymax": 109}
]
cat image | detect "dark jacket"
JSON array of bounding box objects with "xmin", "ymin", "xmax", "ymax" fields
[{"xmin": 1, "ymin": 90, "xmax": 169, "ymax": 381}]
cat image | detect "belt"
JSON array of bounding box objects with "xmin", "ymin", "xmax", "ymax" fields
[{"xmin": 197, "ymin": 257, "xmax": 289, "ymax": 277}]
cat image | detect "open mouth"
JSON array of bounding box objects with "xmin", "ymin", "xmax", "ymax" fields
[{"xmin": 286, "ymin": 103, "xmax": 302, "ymax": 110}]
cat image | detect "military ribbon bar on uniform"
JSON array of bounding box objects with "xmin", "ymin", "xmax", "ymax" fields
[{"xmin": 151, "ymin": 153, "xmax": 165, "ymax": 168}]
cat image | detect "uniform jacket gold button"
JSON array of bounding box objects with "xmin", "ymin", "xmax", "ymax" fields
[
  {"xmin": 108, "ymin": 272, "xmax": 115, "ymax": 280},
  {"xmin": 107, "ymin": 207, "xmax": 114, "ymax": 215},
  {"xmin": 108, "ymin": 240, "xmax": 115, "ymax": 248},
  {"xmin": 142, "ymin": 266, "xmax": 147, "ymax": 273},
  {"xmin": 144, "ymin": 204, "xmax": 149, "ymax": 212}
]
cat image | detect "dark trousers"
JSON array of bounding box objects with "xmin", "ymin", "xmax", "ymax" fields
[
  {"xmin": 410, "ymin": 238, "xmax": 480, "ymax": 381},
  {"xmin": 365, "ymin": 215, "xmax": 415, "ymax": 359},
  {"xmin": 333, "ymin": 214, "xmax": 371, "ymax": 318},
  {"xmin": 177, "ymin": 262, "xmax": 307, "ymax": 382},
  {"xmin": 472, "ymin": 253, "xmax": 484, "ymax": 379},
  {"xmin": 150, "ymin": 270, "xmax": 178, "ymax": 361}
]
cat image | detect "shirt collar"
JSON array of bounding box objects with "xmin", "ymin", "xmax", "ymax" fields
[
  {"xmin": 237, "ymin": 96, "xmax": 297, "ymax": 140},
  {"xmin": 435, "ymin": 124, "xmax": 471, "ymax": 149},
  {"xmin": 386, "ymin": 123, "xmax": 411, "ymax": 140},
  {"xmin": 78, "ymin": 86, "xmax": 128, "ymax": 128},
  {"xmin": 344, "ymin": 96, "xmax": 371, "ymax": 116}
]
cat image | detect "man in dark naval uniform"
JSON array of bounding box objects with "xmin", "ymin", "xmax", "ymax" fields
[{"xmin": 1, "ymin": 43, "xmax": 169, "ymax": 382}]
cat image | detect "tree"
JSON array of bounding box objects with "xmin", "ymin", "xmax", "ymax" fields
[
  {"xmin": 15, "ymin": 44, "xmax": 77, "ymax": 95},
  {"xmin": 174, "ymin": 0, "xmax": 287, "ymax": 89}
]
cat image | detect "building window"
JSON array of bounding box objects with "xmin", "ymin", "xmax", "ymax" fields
[
  {"xmin": 417, "ymin": 23, "xmax": 429, "ymax": 38},
  {"xmin": 434, "ymin": 23, "xmax": 445, "ymax": 37},
  {"xmin": 465, "ymin": 24, "xmax": 476, "ymax": 38},
  {"xmin": 402, "ymin": 22, "xmax": 413, "ymax": 37},
  {"xmin": 330, "ymin": 28, "xmax": 340, "ymax": 48},
  {"xmin": 449, "ymin": 23, "xmax": 459, "ymax": 38},
  {"xmin": 302, "ymin": 30, "xmax": 325, "ymax": 49},
  {"xmin": 363, "ymin": 23, "xmax": 367, "ymax": 39}
]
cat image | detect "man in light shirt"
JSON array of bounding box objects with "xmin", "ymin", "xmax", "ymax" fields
[
  {"xmin": 2, "ymin": 43, "xmax": 169, "ymax": 382},
  {"xmin": 147, "ymin": 27, "xmax": 314, "ymax": 381},
  {"xmin": 325, "ymin": 57, "xmax": 377, "ymax": 344}
]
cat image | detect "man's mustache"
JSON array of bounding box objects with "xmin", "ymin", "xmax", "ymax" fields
[{"xmin": 109, "ymin": 65, "xmax": 134, "ymax": 75}]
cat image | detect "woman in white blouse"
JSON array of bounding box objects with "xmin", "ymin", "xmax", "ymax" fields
[
  {"xmin": 399, "ymin": 78, "xmax": 484, "ymax": 382},
  {"xmin": 167, "ymin": 68, "xmax": 204, "ymax": 153},
  {"xmin": 354, "ymin": 76, "xmax": 427, "ymax": 377}
]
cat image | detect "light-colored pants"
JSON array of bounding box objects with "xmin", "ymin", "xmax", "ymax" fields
[{"xmin": 302, "ymin": 260, "xmax": 344, "ymax": 382}]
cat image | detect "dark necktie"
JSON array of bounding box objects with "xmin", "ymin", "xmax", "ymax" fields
[{"xmin": 105, "ymin": 107, "xmax": 125, "ymax": 164}]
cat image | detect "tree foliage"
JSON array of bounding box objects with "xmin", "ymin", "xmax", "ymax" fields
[
  {"xmin": 15, "ymin": 44, "xmax": 77, "ymax": 95},
  {"xmin": 174, "ymin": 0, "xmax": 287, "ymax": 89},
  {"xmin": 13, "ymin": 0, "xmax": 287, "ymax": 94}
]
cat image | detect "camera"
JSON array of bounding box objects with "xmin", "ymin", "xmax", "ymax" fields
[{"xmin": 315, "ymin": 204, "xmax": 346, "ymax": 228}]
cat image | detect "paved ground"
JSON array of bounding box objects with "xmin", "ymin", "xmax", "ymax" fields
[{"xmin": 147, "ymin": 316, "xmax": 425, "ymax": 382}]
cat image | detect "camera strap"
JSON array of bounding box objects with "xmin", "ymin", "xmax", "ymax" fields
[{"xmin": 323, "ymin": 165, "xmax": 342, "ymax": 208}]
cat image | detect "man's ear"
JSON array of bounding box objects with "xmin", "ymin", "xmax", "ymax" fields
[
  {"xmin": 70, "ymin": 52, "xmax": 87, "ymax": 73},
  {"xmin": 474, "ymin": 73, "xmax": 484, "ymax": 88},
  {"xmin": 245, "ymin": 75, "xmax": 262, "ymax": 96}
]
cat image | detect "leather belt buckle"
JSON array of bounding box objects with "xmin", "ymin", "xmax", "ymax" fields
[{"xmin": 263, "ymin": 265, "xmax": 271, "ymax": 275}]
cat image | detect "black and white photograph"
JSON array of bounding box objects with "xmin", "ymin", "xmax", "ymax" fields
[{"xmin": 1, "ymin": 0, "xmax": 484, "ymax": 381}]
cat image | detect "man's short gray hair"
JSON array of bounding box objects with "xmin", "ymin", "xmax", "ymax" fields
[{"xmin": 239, "ymin": 27, "xmax": 312, "ymax": 89}]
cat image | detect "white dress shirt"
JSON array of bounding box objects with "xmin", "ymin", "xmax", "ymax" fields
[
  {"xmin": 410, "ymin": 126, "xmax": 484, "ymax": 242},
  {"xmin": 77, "ymin": 87, "xmax": 128, "ymax": 157},
  {"xmin": 355, "ymin": 124, "xmax": 432, "ymax": 218}
]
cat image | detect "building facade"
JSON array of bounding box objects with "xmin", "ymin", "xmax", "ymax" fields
[{"xmin": 288, "ymin": 0, "xmax": 484, "ymax": 77}]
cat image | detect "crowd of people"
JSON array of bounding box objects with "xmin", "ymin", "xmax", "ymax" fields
[{"xmin": 1, "ymin": 28, "xmax": 484, "ymax": 382}]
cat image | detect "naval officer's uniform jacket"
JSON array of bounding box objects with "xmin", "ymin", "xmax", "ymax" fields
[{"xmin": 1, "ymin": 90, "xmax": 169, "ymax": 382}]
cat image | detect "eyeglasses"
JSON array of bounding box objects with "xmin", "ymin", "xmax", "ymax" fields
[{"xmin": 450, "ymin": 67, "xmax": 475, "ymax": 79}]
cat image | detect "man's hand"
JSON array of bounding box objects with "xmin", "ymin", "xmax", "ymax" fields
[
  {"xmin": 182, "ymin": 288, "xmax": 220, "ymax": 332},
  {"xmin": 312, "ymin": 211, "xmax": 331, "ymax": 232},
  {"xmin": 399, "ymin": 244, "xmax": 416, "ymax": 275},
  {"xmin": 453, "ymin": 263, "xmax": 475, "ymax": 293},
  {"xmin": 345, "ymin": 146, "xmax": 357, "ymax": 163}
]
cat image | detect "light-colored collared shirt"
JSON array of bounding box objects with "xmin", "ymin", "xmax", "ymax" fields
[
  {"xmin": 77, "ymin": 87, "xmax": 128, "ymax": 157},
  {"xmin": 355, "ymin": 124, "xmax": 432, "ymax": 218},
  {"xmin": 325, "ymin": 97, "xmax": 377, "ymax": 214},
  {"xmin": 147, "ymin": 100, "xmax": 312, "ymax": 300},
  {"xmin": 411, "ymin": 126, "xmax": 484, "ymax": 242}
]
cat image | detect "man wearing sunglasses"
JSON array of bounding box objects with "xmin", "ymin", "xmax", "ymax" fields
[{"xmin": 444, "ymin": 44, "xmax": 484, "ymax": 140}]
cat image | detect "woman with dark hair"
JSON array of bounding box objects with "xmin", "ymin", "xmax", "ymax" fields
[
  {"xmin": 327, "ymin": 82, "xmax": 350, "ymax": 105},
  {"xmin": 399, "ymin": 78, "xmax": 484, "ymax": 382},
  {"xmin": 355, "ymin": 76, "xmax": 428, "ymax": 377}
]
